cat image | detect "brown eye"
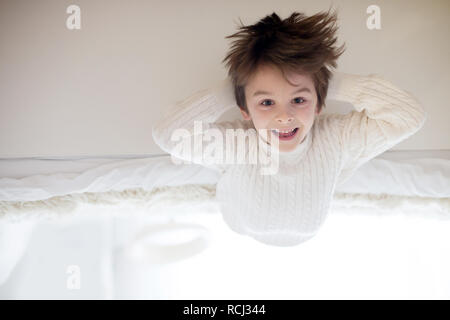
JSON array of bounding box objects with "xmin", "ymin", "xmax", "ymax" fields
[
  {"xmin": 292, "ymin": 97, "xmax": 306, "ymax": 104},
  {"xmin": 261, "ymin": 99, "xmax": 274, "ymax": 106}
]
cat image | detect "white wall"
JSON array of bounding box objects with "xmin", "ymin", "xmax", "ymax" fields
[{"xmin": 0, "ymin": 0, "xmax": 448, "ymax": 158}]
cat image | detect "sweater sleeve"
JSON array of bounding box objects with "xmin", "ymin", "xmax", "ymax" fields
[
  {"xmin": 326, "ymin": 72, "xmax": 428, "ymax": 186},
  {"xmin": 151, "ymin": 77, "xmax": 250, "ymax": 173}
]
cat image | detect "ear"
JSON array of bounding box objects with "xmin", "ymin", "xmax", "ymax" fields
[{"xmin": 240, "ymin": 108, "xmax": 251, "ymax": 120}]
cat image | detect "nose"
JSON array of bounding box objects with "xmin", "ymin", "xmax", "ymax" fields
[{"xmin": 276, "ymin": 106, "xmax": 294, "ymax": 124}]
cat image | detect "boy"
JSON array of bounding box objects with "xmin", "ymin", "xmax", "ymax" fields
[{"xmin": 152, "ymin": 10, "xmax": 427, "ymax": 246}]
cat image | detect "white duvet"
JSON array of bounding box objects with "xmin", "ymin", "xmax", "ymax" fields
[{"xmin": 0, "ymin": 151, "xmax": 449, "ymax": 222}]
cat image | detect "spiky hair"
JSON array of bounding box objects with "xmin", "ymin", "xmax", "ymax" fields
[{"xmin": 222, "ymin": 8, "xmax": 346, "ymax": 113}]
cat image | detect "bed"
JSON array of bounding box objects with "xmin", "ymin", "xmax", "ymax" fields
[{"xmin": 0, "ymin": 149, "xmax": 449, "ymax": 299}]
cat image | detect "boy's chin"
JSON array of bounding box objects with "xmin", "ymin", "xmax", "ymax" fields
[
  {"xmin": 277, "ymin": 143, "xmax": 299, "ymax": 152},
  {"xmin": 262, "ymin": 132, "xmax": 300, "ymax": 151}
]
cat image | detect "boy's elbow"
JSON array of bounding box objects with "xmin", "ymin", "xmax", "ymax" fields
[
  {"xmin": 151, "ymin": 124, "xmax": 160, "ymax": 141},
  {"xmin": 151, "ymin": 125, "xmax": 160, "ymax": 144},
  {"xmin": 403, "ymin": 104, "xmax": 427, "ymax": 140},
  {"xmin": 152, "ymin": 124, "xmax": 168, "ymax": 150},
  {"xmin": 417, "ymin": 108, "xmax": 427, "ymax": 131},
  {"xmin": 411, "ymin": 99, "xmax": 428, "ymax": 132}
]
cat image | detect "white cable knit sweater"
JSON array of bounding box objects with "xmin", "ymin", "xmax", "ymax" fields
[{"xmin": 152, "ymin": 72, "xmax": 427, "ymax": 246}]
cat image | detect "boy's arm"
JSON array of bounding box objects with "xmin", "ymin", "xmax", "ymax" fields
[
  {"xmin": 326, "ymin": 72, "xmax": 427, "ymax": 186},
  {"xmin": 152, "ymin": 77, "xmax": 248, "ymax": 172}
]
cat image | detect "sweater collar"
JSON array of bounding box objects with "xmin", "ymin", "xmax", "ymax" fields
[{"xmin": 257, "ymin": 128, "xmax": 312, "ymax": 167}]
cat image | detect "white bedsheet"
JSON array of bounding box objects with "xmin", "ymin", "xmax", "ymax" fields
[
  {"xmin": 0, "ymin": 155, "xmax": 220, "ymax": 202},
  {"xmin": 0, "ymin": 151, "xmax": 449, "ymax": 203}
]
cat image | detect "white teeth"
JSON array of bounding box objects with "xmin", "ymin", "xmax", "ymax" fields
[
  {"xmin": 273, "ymin": 128, "xmax": 295, "ymax": 134},
  {"xmin": 271, "ymin": 128, "xmax": 297, "ymax": 137}
]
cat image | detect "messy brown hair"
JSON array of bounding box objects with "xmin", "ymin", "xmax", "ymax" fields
[{"xmin": 222, "ymin": 8, "xmax": 346, "ymax": 114}]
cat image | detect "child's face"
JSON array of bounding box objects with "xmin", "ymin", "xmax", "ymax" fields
[{"xmin": 240, "ymin": 63, "xmax": 320, "ymax": 153}]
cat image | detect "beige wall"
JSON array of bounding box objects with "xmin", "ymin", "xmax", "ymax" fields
[{"xmin": 0, "ymin": 0, "xmax": 448, "ymax": 158}]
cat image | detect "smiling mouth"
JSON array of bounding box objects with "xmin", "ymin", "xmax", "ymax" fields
[{"xmin": 271, "ymin": 127, "xmax": 299, "ymax": 137}]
